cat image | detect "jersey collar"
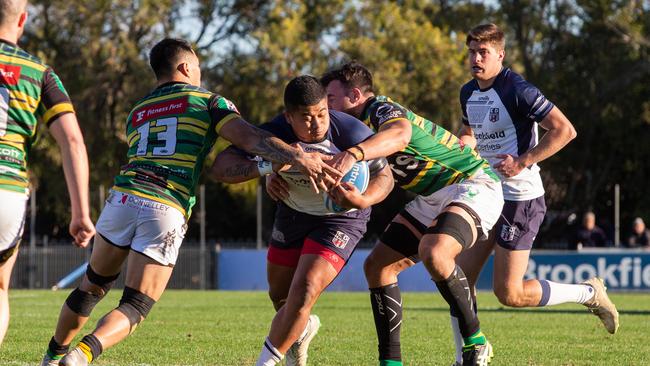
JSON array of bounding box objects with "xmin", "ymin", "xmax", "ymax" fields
[
  {"xmin": 155, "ymin": 81, "xmax": 188, "ymax": 90},
  {"xmin": 360, "ymin": 96, "xmax": 377, "ymax": 121},
  {"xmin": 0, "ymin": 38, "xmax": 17, "ymax": 47}
]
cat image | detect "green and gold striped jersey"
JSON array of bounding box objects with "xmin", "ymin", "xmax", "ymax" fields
[
  {"xmin": 361, "ymin": 96, "xmax": 498, "ymax": 196},
  {"xmin": 0, "ymin": 40, "xmax": 75, "ymax": 194},
  {"xmin": 113, "ymin": 82, "xmax": 240, "ymax": 217}
]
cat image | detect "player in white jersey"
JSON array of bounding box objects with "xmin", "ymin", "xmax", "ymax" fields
[
  {"xmin": 212, "ymin": 75, "xmax": 393, "ymax": 366},
  {"xmin": 450, "ymin": 23, "xmax": 618, "ymax": 364}
]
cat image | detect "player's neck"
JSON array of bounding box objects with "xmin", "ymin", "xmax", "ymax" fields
[
  {"xmin": 475, "ymin": 67, "xmax": 502, "ymax": 90},
  {"xmin": 156, "ymin": 76, "xmax": 191, "ymax": 87},
  {"xmin": 349, "ymin": 94, "xmax": 374, "ymax": 119},
  {"xmin": 0, "ymin": 29, "xmax": 19, "ymax": 45}
]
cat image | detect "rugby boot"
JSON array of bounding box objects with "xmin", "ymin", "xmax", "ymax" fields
[
  {"xmin": 59, "ymin": 348, "xmax": 89, "ymax": 366},
  {"xmin": 286, "ymin": 314, "xmax": 321, "ymax": 366},
  {"xmin": 462, "ymin": 341, "xmax": 493, "ymax": 366},
  {"xmin": 582, "ymin": 277, "xmax": 619, "ymax": 334},
  {"xmin": 39, "ymin": 353, "xmax": 61, "ymax": 366}
]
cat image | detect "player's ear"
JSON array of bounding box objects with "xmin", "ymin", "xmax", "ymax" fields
[
  {"xmin": 349, "ymin": 88, "xmax": 362, "ymax": 104},
  {"xmin": 177, "ymin": 62, "xmax": 191, "ymax": 78},
  {"xmin": 498, "ymin": 48, "xmax": 505, "ymax": 62}
]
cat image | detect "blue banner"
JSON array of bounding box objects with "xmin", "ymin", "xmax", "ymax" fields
[{"xmin": 217, "ymin": 249, "xmax": 650, "ymax": 291}]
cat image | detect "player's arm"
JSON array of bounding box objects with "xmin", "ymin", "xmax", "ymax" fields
[
  {"xmin": 328, "ymin": 158, "xmax": 394, "ymax": 210},
  {"xmin": 49, "ymin": 113, "xmax": 95, "ymax": 248},
  {"xmin": 210, "ymin": 145, "xmax": 270, "ymax": 184},
  {"xmin": 218, "ymin": 117, "xmax": 340, "ymax": 192},
  {"xmin": 494, "ymin": 106, "xmax": 577, "ymax": 177},
  {"xmin": 457, "ymin": 124, "xmax": 477, "ymax": 149}
]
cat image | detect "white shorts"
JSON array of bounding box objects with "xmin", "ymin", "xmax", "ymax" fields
[
  {"xmin": 404, "ymin": 169, "xmax": 504, "ymax": 240},
  {"xmin": 0, "ymin": 189, "xmax": 27, "ymax": 253},
  {"xmin": 96, "ymin": 190, "xmax": 187, "ymax": 266}
]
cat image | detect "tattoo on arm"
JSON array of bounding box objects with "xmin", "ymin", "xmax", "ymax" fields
[
  {"xmin": 222, "ymin": 163, "xmax": 256, "ymax": 179},
  {"xmin": 247, "ymin": 128, "xmax": 296, "ymax": 164}
]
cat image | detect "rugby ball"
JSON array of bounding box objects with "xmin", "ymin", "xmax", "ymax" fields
[{"xmin": 323, "ymin": 161, "xmax": 370, "ymax": 213}]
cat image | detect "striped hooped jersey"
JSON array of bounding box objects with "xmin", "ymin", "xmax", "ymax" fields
[
  {"xmin": 460, "ymin": 67, "xmax": 554, "ymax": 200},
  {"xmin": 0, "ymin": 40, "xmax": 75, "ymax": 194},
  {"xmin": 112, "ymin": 82, "xmax": 240, "ymax": 217},
  {"xmin": 361, "ymin": 96, "xmax": 497, "ymax": 196}
]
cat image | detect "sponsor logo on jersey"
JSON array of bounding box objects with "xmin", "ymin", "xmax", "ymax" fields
[
  {"xmin": 375, "ymin": 104, "xmax": 402, "ymax": 124},
  {"xmin": 332, "ymin": 230, "xmax": 350, "ymax": 249},
  {"xmin": 489, "ymin": 108, "xmax": 499, "ymax": 122},
  {"xmin": 132, "ymin": 97, "xmax": 188, "ymax": 127},
  {"xmin": 500, "ymin": 224, "xmax": 519, "ymax": 242},
  {"xmin": 475, "ymin": 130, "xmax": 506, "ymax": 140},
  {"xmin": 223, "ymin": 98, "xmax": 239, "ymax": 113},
  {"xmin": 0, "ymin": 64, "xmax": 21, "ymax": 85}
]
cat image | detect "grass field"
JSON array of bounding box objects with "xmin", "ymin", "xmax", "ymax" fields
[{"xmin": 1, "ymin": 290, "xmax": 648, "ymax": 365}]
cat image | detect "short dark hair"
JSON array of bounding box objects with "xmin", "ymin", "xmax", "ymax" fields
[
  {"xmin": 283, "ymin": 75, "xmax": 326, "ymax": 111},
  {"xmin": 321, "ymin": 61, "xmax": 374, "ymax": 94},
  {"xmin": 466, "ymin": 23, "xmax": 505, "ymax": 50},
  {"xmin": 0, "ymin": 0, "xmax": 26, "ymax": 27},
  {"xmin": 149, "ymin": 38, "xmax": 195, "ymax": 79}
]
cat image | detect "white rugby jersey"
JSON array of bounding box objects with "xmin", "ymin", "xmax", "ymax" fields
[{"xmin": 460, "ymin": 67, "xmax": 554, "ymax": 201}]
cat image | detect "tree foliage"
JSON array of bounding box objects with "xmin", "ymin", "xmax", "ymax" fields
[{"xmin": 17, "ymin": 0, "xmax": 650, "ymax": 244}]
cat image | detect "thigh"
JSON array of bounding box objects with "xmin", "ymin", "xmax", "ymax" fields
[
  {"xmin": 378, "ymin": 211, "xmax": 426, "ymax": 261},
  {"xmin": 0, "ymin": 245, "xmax": 18, "ymax": 289},
  {"xmin": 493, "ymin": 245, "xmax": 531, "ymax": 292},
  {"xmin": 267, "ymin": 261, "xmax": 296, "ymax": 306},
  {"xmin": 494, "ymin": 196, "xmax": 546, "ymax": 250},
  {"xmin": 124, "ymin": 251, "xmax": 174, "ymax": 301},
  {"xmin": 88, "ymin": 234, "xmax": 130, "ymax": 276},
  {"xmin": 450, "ymin": 171, "xmax": 504, "ymax": 241},
  {"xmin": 0, "ymin": 190, "xmax": 27, "ymax": 253},
  {"xmin": 288, "ymin": 254, "xmax": 339, "ymax": 301}
]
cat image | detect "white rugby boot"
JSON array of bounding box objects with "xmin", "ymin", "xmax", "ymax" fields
[
  {"xmin": 285, "ymin": 314, "xmax": 321, "ymax": 366},
  {"xmin": 582, "ymin": 277, "xmax": 619, "ymax": 334}
]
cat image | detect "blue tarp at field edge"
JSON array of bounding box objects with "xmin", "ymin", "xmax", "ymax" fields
[{"xmin": 217, "ymin": 249, "xmax": 650, "ymax": 292}]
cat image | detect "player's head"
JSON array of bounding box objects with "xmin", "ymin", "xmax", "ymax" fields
[
  {"xmin": 149, "ymin": 38, "xmax": 201, "ymax": 87},
  {"xmin": 466, "ymin": 23, "xmax": 505, "ymax": 83},
  {"xmin": 321, "ymin": 61, "xmax": 374, "ymax": 117},
  {"xmin": 0, "ymin": 0, "xmax": 28, "ymax": 41},
  {"xmin": 284, "ymin": 75, "xmax": 329, "ymax": 143}
]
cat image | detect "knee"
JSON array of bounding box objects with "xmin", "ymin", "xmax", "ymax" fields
[
  {"xmin": 286, "ymin": 281, "xmax": 320, "ymax": 316},
  {"xmin": 494, "ymin": 286, "xmax": 525, "ymax": 307},
  {"xmin": 363, "ymin": 254, "xmax": 404, "ymax": 285},
  {"xmin": 268, "ymin": 290, "xmax": 286, "ymax": 311},
  {"xmin": 115, "ymin": 286, "xmax": 156, "ymax": 332},
  {"xmin": 418, "ymin": 243, "xmax": 449, "ymax": 275}
]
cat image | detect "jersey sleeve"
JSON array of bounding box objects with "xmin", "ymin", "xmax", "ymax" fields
[
  {"xmin": 459, "ymin": 83, "xmax": 474, "ymax": 126},
  {"xmin": 209, "ymin": 95, "xmax": 242, "ymax": 134},
  {"xmin": 38, "ymin": 68, "xmax": 75, "ymax": 127},
  {"xmin": 367, "ymin": 101, "xmax": 409, "ymax": 129},
  {"xmin": 514, "ymin": 80, "xmax": 554, "ymax": 123}
]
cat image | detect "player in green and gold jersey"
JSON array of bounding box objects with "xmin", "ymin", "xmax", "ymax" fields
[
  {"xmin": 0, "ymin": 0, "xmax": 94, "ymax": 347},
  {"xmin": 321, "ymin": 62, "xmax": 503, "ymax": 366},
  {"xmin": 41, "ymin": 38, "xmax": 340, "ymax": 366}
]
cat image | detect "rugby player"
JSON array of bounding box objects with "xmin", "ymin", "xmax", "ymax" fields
[
  {"xmin": 40, "ymin": 39, "xmax": 340, "ymax": 366},
  {"xmin": 320, "ymin": 62, "xmax": 504, "ymax": 366},
  {"xmin": 212, "ymin": 75, "xmax": 393, "ymax": 366},
  {"xmin": 449, "ymin": 23, "xmax": 617, "ymax": 364},
  {"xmin": 0, "ymin": 0, "xmax": 94, "ymax": 347}
]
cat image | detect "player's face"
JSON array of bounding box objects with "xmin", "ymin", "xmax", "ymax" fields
[
  {"xmin": 286, "ymin": 98, "xmax": 330, "ymax": 143},
  {"xmin": 468, "ymin": 41, "xmax": 504, "ymax": 82},
  {"xmin": 326, "ymin": 80, "xmax": 358, "ymax": 116}
]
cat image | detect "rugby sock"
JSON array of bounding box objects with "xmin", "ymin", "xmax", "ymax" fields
[
  {"xmin": 463, "ymin": 330, "xmax": 487, "ymax": 347},
  {"xmin": 538, "ymin": 280, "xmax": 595, "ymax": 306},
  {"xmin": 46, "ymin": 337, "xmax": 69, "ymax": 360},
  {"xmin": 78, "ymin": 334, "xmax": 103, "ymax": 362},
  {"xmin": 370, "ymin": 283, "xmax": 403, "ymax": 364},
  {"xmin": 435, "ymin": 266, "xmax": 480, "ymax": 338},
  {"xmin": 255, "ymin": 337, "xmax": 283, "ymax": 366},
  {"xmin": 451, "ymin": 292, "xmax": 477, "ymax": 362}
]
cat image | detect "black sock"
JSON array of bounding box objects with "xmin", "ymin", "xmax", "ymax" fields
[
  {"xmin": 47, "ymin": 337, "xmax": 69, "ymax": 358},
  {"xmin": 79, "ymin": 334, "xmax": 103, "ymax": 362},
  {"xmin": 435, "ymin": 266, "xmax": 479, "ymax": 338},
  {"xmin": 370, "ymin": 283, "xmax": 403, "ymax": 361}
]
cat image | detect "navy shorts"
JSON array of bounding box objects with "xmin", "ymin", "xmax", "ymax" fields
[
  {"xmin": 494, "ymin": 196, "xmax": 547, "ymax": 250},
  {"xmin": 268, "ymin": 203, "xmax": 370, "ymax": 270}
]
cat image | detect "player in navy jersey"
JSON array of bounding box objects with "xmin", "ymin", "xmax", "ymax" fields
[
  {"xmin": 451, "ymin": 23, "xmax": 618, "ymax": 364},
  {"xmin": 212, "ymin": 75, "xmax": 393, "ymax": 366}
]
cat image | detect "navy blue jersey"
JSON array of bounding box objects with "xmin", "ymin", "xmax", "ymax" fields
[
  {"xmin": 260, "ymin": 109, "xmax": 386, "ymax": 216},
  {"xmin": 460, "ymin": 67, "xmax": 554, "ymax": 200}
]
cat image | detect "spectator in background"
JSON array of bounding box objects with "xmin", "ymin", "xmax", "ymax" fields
[
  {"xmin": 626, "ymin": 217, "xmax": 650, "ymax": 249},
  {"xmin": 570, "ymin": 211, "xmax": 609, "ymax": 250}
]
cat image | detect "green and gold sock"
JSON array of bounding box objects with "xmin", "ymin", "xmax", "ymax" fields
[{"xmin": 463, "ymin": 330, "xmax": 487, "ymax": 347}]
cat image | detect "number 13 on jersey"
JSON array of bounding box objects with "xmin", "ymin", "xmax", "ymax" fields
[{"xmin": 135, "ymin": 117, "xmax": 178, "ymax": 156}]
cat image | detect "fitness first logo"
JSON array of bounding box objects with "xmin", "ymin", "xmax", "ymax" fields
[
  {"xmin": 132, "ymin": 97, "xmax": 188, "ymax": 127},
  {"xmin": 332, "ymin": 231, "xmax": 350, "ymax": 249},
  {"xmin": 0, "ymin": 64, "xmax": 21, "ymax": 85}
]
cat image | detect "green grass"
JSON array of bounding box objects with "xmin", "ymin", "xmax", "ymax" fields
[{"xmin": 1, "ymin": 290, "xmax": 648, "ymax": 365}]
